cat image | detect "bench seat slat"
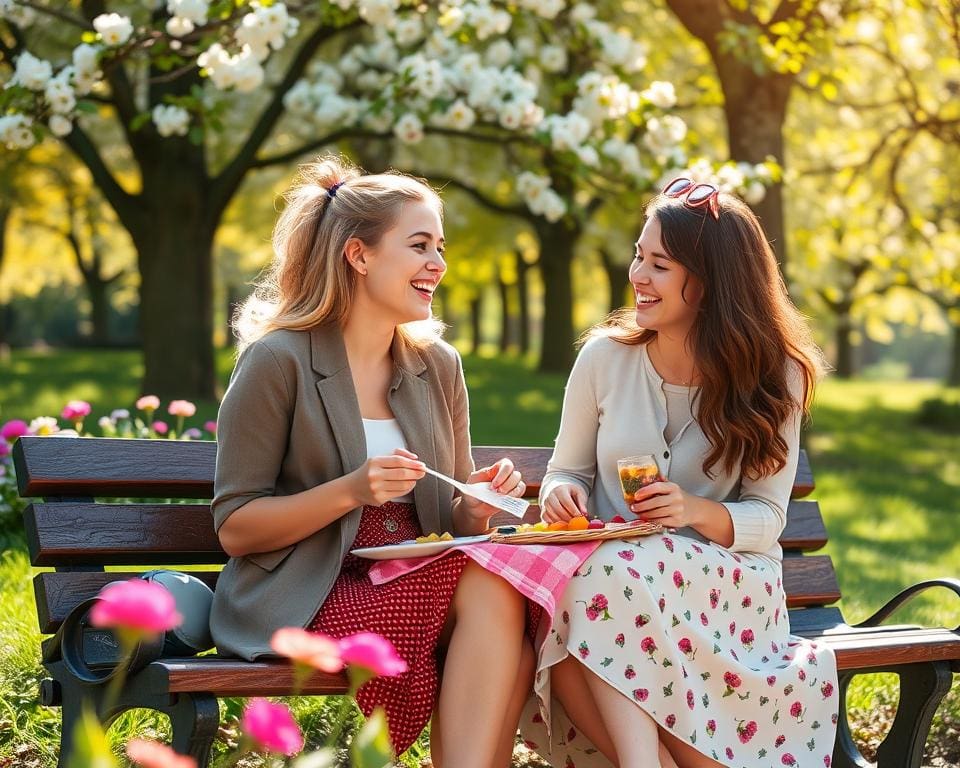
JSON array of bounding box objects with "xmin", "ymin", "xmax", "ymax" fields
[
  {"xmin": 14, "ymin": 437, "xmax": 814, "ymax": 500},
  {"xmin": 131, "ymin": 624, "xmax": 960, "ymax": 698},
  {"xmin": 33, "ymin": 555, "xmax": 841, "ymax": 634},
  {"xmin": 27, "ymin": 498, "xmax": 828, "ymax": 568}
]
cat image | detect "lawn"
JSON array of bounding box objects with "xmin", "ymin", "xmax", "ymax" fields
[{"xmin": 0, "ymin": 347, "xmax": 957, "ymax": 765}]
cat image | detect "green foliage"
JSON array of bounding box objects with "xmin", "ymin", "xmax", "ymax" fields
[{"xmin": 916, "ymin": 394, "xmax": 960, "ymax": 432}]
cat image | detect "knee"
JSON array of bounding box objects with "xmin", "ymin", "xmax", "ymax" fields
[{"xmin": 454, "ymin": 562, "xmax": 525, "ymax": 619}]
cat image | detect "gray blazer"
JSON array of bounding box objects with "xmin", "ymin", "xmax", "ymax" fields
[{"xmin": 209, "ymin": 324, "xmax": 474, "ymax": 660}]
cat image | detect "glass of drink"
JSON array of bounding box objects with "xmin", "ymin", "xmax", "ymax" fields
[{"xmin": 617, "ymin": 454, "xmax": 662, "ymax": 506}]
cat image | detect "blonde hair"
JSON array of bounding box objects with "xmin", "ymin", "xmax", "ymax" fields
[{"xmin": 234, "ymin": 154, "xmax": 445, "ymax": 352}]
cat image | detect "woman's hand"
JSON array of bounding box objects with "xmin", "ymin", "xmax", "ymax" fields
[
  {"xmin": 629, "ymin": 480, "xmax": 695, "ymax": 527},
  {"xmin": 458, "ymin": 458, "xmax": 525, "ymax": 521},
  {"xmin": 348, "ymin": 448, "xmax": 426, "ymax": 507},
  {"xmin": 541, "ymin": 483, "xmax": 588, "ymax": 523}
]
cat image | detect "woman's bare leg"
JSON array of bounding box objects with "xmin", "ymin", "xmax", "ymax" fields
[
  {"xmin": 436, "ymin": 561, "xmax": 527, "ymax": 768},
  {"xmin": 548, "ymin": 656, "xmax": 618, "ymax": 762},
  {"xmin": 581, "ymin": 665, "xmax": 663, "ymax": 767},
  {"xmin": 491, "ymin": 636, "xmax": 535, "ymax": 767},
  {"xmin": 659, "ymin": 728, "xmax": 725, "ymax": 767}
]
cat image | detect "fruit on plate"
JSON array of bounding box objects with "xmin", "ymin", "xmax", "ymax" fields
[
  {"xmin": 567, "ymin": 515, "xmax": 590, "ymax": 531},
  {"xmin": 415, "ymin": 532, "xmax": 454, "ymax": 543}
]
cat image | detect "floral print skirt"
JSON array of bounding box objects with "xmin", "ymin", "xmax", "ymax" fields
[{"xmin": 520, "ymin": 532, "xmax": 839, "ymax": 768}]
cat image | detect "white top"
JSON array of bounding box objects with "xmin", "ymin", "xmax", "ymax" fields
[
  {"xmin": 362, "ymin": 418, "xmax": 413, "ymax": 503},
  {"xmin": 539, "ymin": 336, "xmax": 803, "ymax": 563}
]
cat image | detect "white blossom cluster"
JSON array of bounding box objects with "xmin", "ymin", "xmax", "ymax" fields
[
  {"xmin": 517, "ymin": 172, "xmax": 567, "ymax": 222},
  {"xmin": 0, "ymin": 0, "xmax": 36, "ymax": 27},
  {"xmin": 152, "ymin": 104, "xmax": 191, "ymax": 137}
]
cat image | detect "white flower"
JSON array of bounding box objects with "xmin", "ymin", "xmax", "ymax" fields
[
  {"xmin": 166, "ymin": 16, "xmax": 195, "ymax": 37},
  {"xmin": 393, "ymin": 16, "xmax": 424, "ymax": 46},
  {"xmin": 537, "ymin": 188, "xmax": 567, "ymax": 222},
  {"xmin": 444, "ymin": 99, "xmax": 476, "ymax": 130},
  {"xmin": 152, "ymin": 104, "xmax": 190, "ymax": 137},
  {"xmin": 283, "ymin": 80, "xmax": 314, "ymax": 114},
  {"xmin": 519, "ymin": 0, "xmax": 565, "ymax": 20},
  {"xmin": 93, "ymin": 13, "xmax": 134, "ymax": 47},
  {"xmin": 513, "ymin": 36, "xmax": 537, "ymax": 58},
  {"xmin": 72, "ymin": 44, "xmax": 100, "ymax": 75},
  {"xmin": 0, "ymin": 115, "xmax": 34, "ymax": 149},
  {"xmin": 517, "ymin": 171, "xmax": 551, "ymax": 199},
  {"xmin": 439, "ymin": 6, "xmax": 466, "ymax": 35},
  {"xmin": 313, "ymin": 94, "xmax": 362, "ymax": 128},
  {"xmin": 742, "ymin": 181, "xmax": 766, "ymax": 205},
  {"xmin": 167, "ymin": 0, "xmax": 209, "ymax": 25},
  {"xmin": 642, "ymin": 81, "xmax": 676, "ymax": 109},
  {"xmin": 357, "ymin": 0, "xmax": 399, "ymax": 27},
  {"xmin": 540, "ymin": 45, "xmax": 567, "ymax": 73},
  {"xmin": 485, "ymin": 39, "xmax": 514, "ymax": 68},
  {"xmin": 9, "ymin": 51, "xmax": 52, "ymax": 91},
  {"xmin": 0, "ymin": 0, "xmax": 37, "ymax": 26},
  {"xmin": 643, "ymin": 115, "xmax": 687, "ymax": 153},
  {"xmin": 573, "ymin": 72, "xmax": 638, "ymax": 125},
  {"xmin": 111, "ymin": 409, "xmax": 130, "ymax": 420},
  {"xmin": 576, "ymin": 144, "xmax": 599, "ymax": 167},
  {"xmin": 404, "ymin": 55, "xmax": 446, "ymax": 99},
  {"xmin": 570, "ymin": 3, "xmax": 595, "ymax": 22},
  {"xmin": 49, "ymin": 114, "xmax": 73, "ymax": 137},
  {"xmin": 393, "ymin": 112, "xmax": 424, "ymax": 143},
  {"xmin": 28, "ymin": 416, "xmax": 59, "ymax": 436},
  {"xmin": 498, "ymin": 101, "xmax": 526, "ymax": 130},
  {"xmin": 45, "ymin": 77, "xmax": 76, "ymax": 114},
  {"xmin": 237, "ymin": 2, "xmax": 291, "ymax": 62},
  {"xmin": 98, "ymin": 416, "xmax": 115, "ymax": 430},
  {"xmin": 198, "ymin": 43, "xmax": 264, "ymax": 92}
]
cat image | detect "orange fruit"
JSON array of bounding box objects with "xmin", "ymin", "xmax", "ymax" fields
[
  {"xmin": 568, "ymin": 515, "xmax": 589, "ymax": 530},
  {"xmin": 547, "ymin": 520, "xmax": 568, "ymax": 531}
]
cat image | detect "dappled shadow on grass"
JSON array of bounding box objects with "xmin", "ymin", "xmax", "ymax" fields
[{"xmin": 807, "ymin": 400, "xmax": 960, "ymax": 626}]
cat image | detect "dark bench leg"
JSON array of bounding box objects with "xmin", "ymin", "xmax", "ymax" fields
[
  {"xmin": 833, "ymin": 661, "xmax": 954, "ymax": 768},
  {"xmin": 166, "ymin": 693, "xmax": 220, "ymax": 768}
]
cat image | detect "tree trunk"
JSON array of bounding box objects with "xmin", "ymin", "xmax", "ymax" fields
[
  {"xmin": 949, "ymin": 319, "xmax": 960, "ymax": 388},
  {"xmin": 535, "ymin": 220, "xmax": 578, "ymax": 373},
  {"xmin": 599, "ymin": 248, "xmax": 631, "ymax": 312},
  {"xmin": 515, "ymin": 250, "xmax": 532, "ymax": 356},
  {"xmin": 497, "ymin": 273, "xmax": 511, "ymax": 353},
  {"xmin": 469, "ymin": 292, "xmax": 483, "ymax": 355},
  {"xmin": 87, "ymin": 275, "xmax": 112, "ymax": 346},
  {"xmin": 0, "ymin": 205, "xmax": 9, "ymax": 356},
  {"xmin": 664, "ymin": 0, "xmax": 794, "ymax": 271},
  {"xmin": 834, "ymin": 309, "xmax": 855, "ymax": 379}
]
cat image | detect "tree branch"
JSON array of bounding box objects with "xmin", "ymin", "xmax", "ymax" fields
[
  {"xmin": 210, "ymin": 18, "xmax": 363, "ymax": 218},
  {"xmin": 251, "ymin": 127, "xmax": 389, "ymax": 169},
  {"xmin": 62, "ymin": 124, "xmax": 138, "ymax": 230}
]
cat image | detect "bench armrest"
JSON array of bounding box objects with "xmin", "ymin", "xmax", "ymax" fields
[{"xmin": 852, "ymin": 578, "xmax": 960, "ymax": 632}]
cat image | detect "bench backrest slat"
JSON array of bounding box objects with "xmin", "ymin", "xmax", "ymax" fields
[
  {"xmin": 32, "ymin": 554, "xmax": 842, "ymax": 634},
  {"xmin": 13, "ymin": 438, "xmax": 815, "ymax": 500}
]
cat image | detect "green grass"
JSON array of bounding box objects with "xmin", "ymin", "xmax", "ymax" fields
[{"xmin": 0, "ymin": 348, "xmax": 958, "ymax": 765}]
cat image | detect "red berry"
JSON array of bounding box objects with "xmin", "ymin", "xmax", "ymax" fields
[
  {"xmin": 588, "ymin": 518, "xmax": 605, "ymax": 529},
  {"xmin": 611, "ymin": 515, "xmax": 626, "ymax": 524}
]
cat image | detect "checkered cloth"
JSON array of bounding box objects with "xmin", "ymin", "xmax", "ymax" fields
[{"xmin": 368, "ymin": 540, "xmax": 602, "ymax": 619}]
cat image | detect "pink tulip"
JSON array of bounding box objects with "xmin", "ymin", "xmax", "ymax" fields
[
  {"xmin": 204, "ymin": 420, "xmax": 217, "ymax": 435},
  {"xmin": 241, "ymin": 698, "xmax": 303, "ymax": 756},
  {"xmin": 136, "ymin": 395, "xmax": 161, "ymax": 412},
  {"xmin": 1, "ymin": 419, "xmax": 29, "ymax": 442},
  {"xmin": 167, "ymin": 400, "xmax": 197, "ymax": 418},
  {"xmin": 271, "ymin": 628, "xmax": 343, "ymax": 673},
  {"xmin": 339, "ymin": 632, "xmax": 407, "ymax": 677},
  {"xmin": 61, "ymin": 400, "xmax": 92, "ymax": 421},
  {"xmin": 89, "ymin": 579, "xmax": 183, "ymax": 635},
  {"xmin": 153, "ymin": 421, "xmax": 169, "ymax": 435},
  {"xmin": 127, "ymin": 739, "xmax": 197, "ymax": 768}
]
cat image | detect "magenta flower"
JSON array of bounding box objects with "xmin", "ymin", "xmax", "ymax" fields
[
  {"xmin": 677, "ymin": 637, "xmax": 694, "ymax": 657},
  {"xmin": 741, "ymin": 596, "xmax": 752, "ymax": 608},
  {"xmin": 775, "ymin": 734, "xmax": 786, "ymax": 747},
  {"xmin": 737, "ymin": 720, "xmax": 758, "ymax": 743},
  {"xmin": 767, "ymin": 675, "xmax": 777, "ymax": 686},
  {"xmin": 632, "ymin": 688, "xmax": 649, "ymax": 702},
  {"xmin": 672, "ymin": 570, "xmax": 685, "ymax": 589},
  {"xmin": 733, "ymin": 567, "xmax": 743, "ymax": 586},
  {"xmin": 821, "ymin": 681, "xmax": 834, "ymax": 699},
  {"xmin": 665, "ymin": 713, "xmax": 676, "ymax": 729},
  {"xmin": 634, "ymin": 613, "xmax": 650, "ymax": 628},
  {"xmin": 700, "ymin": 612, "xmax": 709, "ymax": 626},
  {"xmin": 167, "ymin": 400, "xmax": 197, "ymax": 418},
  {"xmin": 705, "ymin": 719, "xmax": 716, "ymax": 736},
  {"xmin": 204, "ymin": 420, "xmax": 217, "ymax": 435},
  {"xmin": 709, "ymin": 588, "xmax": 720, "ymax": 609},
  {"xmin": 271, "ymin": 628, "xmax": 343, "ymax": 673},
  {"xmin": 0, "ymin": 442, "xmax": 9, "ymax": 458},
  {"xmin": 152, "ymin": 421, "xmax": 169, "ymax": 435},
  {"xmin": 127, "ymin": 739, "xmax": 197, "ymax": 768},
  {"xmin": 1, "ymin": 419, "xmax": 29, "ymax": 442},
  {"xmin": 242, "ymin": 698, "xmax": 303, "ymax": 756},
  {"xmin": 740, "ymin": 628, "xmax": 755, "ymax": 649},
  {"xmin": 686, "ymin": 689, "xmax": 695, "ymax": 710},
  {"xmin": 61, "ymin": 400, "xmax": 92, "ymax": 421},
  {"xmin": 723, "ymin": 671, "xmax": 742, "ymax": 689},
  {"xmin": 726, "ymin": 747, "xmax": 734, "ymax": 760},
  {"xmin": 790, "ymin": 701, "xmax": 803, "ymax": 719},
  {"xmin": 717, "ymin": 565, "xmax": 724, "ymax": 578},
  {"xmin": 640, "ymin": 636, "xmax": 657, "ymax": 656},
  {"xmin": 89, "ymin": 579, "xmax": 182, "ymax": 635},
  {"xmin": 339, "ymin": 632, "xmax": 407, "ymax": 677},
  {"xmin": 782, "ymin": 754, "xmax": 796, "ymax": 766},
  {"xmin": 624, "ymin": 665, "xmax": 636, "ymax": 680}
]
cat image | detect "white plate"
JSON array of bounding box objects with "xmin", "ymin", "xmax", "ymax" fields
[{"xmin": 352, "ymin": 534, "xmax": 491, "ymax": 560}]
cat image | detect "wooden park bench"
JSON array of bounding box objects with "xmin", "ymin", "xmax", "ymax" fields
[{"xmin": 12, "ymin": 435, "xmax": 960, "ymax": 767}]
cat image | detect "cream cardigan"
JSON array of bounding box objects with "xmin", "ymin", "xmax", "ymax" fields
[{"xmin": 539, "ymin": 336, "xmax": 802, "ymax": 563}]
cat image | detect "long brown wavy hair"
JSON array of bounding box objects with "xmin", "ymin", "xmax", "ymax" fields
[{"xmin": 589, "ymin": 192, "xmax": 826, "ymax": 480}]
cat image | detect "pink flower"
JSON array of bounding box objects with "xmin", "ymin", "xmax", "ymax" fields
[
  {"xmin": 665, "ymin": 713, "xmax": 676, "ymax": 729},
  {"xmin": 821, "ymin": 681, "xmax": 834, "ymax": 699},
  {"xmin": 127, "ymin": 739, "xmax": 197, "ymax": 768},
  {"xmin": 733, "ymin": 567, "xmax": 743, "ymax": 586},
  {"xmin": 775, "ymin": 734, "xmax": 786, "ymax": 747},
  {"xmin": 790, "ymin": 701, "xmax": 803, "ymax": 719},
  {"xmin": 717, "ymin": 565, "xmax": 724, "ymax": 578},
  {"xmin": 824, "ymin": 756, "xmax": 831, "ymax": 766},
  {"xmin": 741, "ymin": 596, "xmax": 752, "ymax": 608},
  {"xmin": 168, "ymin": 400, "xmax": 197, "ymax": 418},
  {"xmin": 705, "ymin": 719, "xmax": 716, "ymax": 736},
  {"xmin": 61, "ymin": 400, "xmax": 92, "ymax": 421},
  {"xmin": 242, "ymin": 698, "xmax": 303, "ymax": 755},
  {"xmin": 672, "ymin": 570, "xmax": 685, "ymax": 588},
  {"xmin": 89, "ymin": 579, "xmax": 182, "ymax": 635},
  {"xmin": 633, "ymin": 688, "xmax": 649, "ymax": 702},
  {"xmin": 640, "ymin": 636, "xmax": 657, "ymax": 655},
  {"xmin": 617, "ymin": 549, "xmax": 634, "ymax": 561},
  {"xmin": 271, "ymin": 628, "xmax": 343, "ymax": 673},
  {"xmin": 204, "ymin": 420, "xmax": 217, "ymax": 435},
  {"xmin": 627, "ymin": 567, "xmax": 641, "ymax": 579},
  {"xmin": 591, "ymin": 593, "xmax": 609, "ymax": 611},
  {"xmin": 726, "ymin": 747, "xmax": 734, "ymax": 760},
  {"xmin": 614, "ymin": 633, "xmax": 625, "ymax": 647},
  {"xmin": 339, "ymin": 632, "xmax": 407, "ymax": 677},
  {"xmin": 585, "ymin": 606, "xmax": 599, "ymax": 621},
  {"xmin": 152, "ymin": 421, "xmax": 169, "ymax": 435},
  {"xmin": 740, "ymin": 629, "xmax": 755, "ymax": 648},
  {"xmin": 0, "ymin": 442, "xmax": 9, "ymax": 458},
  {"xmin": 677, "ymin": 637, "xmax": 693, "ymax": 655},
  {"xmin": 1, "ymin": 420, "xmax": 29, "ymax": 442},
  {"xmin": 686, "ymin": 690, "xmax": 695, "ymax": 710},
  {"xmin": 635, "ymin": 613, "xmax": 650, "ymax": 628},
  {"xmin": 767, "ymin": 675, "xmax": 777, "ymax": 686},
  {"xmin": 699, "ymin": 612, "xmax": 708, "ymax": 626},
  {"xmin": 723, "ymin": 671, "xmax": 741, "ymax": 688},
  {"xmin": 782, "ymin": 754, "xmax": 796, "ymax": 766},
  {"xmin": 737, "ymin": 720, "xmax": 758, "ymax": 744},
  {"xmin": 709, "ymin": 589, "xmax": 719, "ymax": 609},
  {"xmin": 136, "ymin": 395, "xmax": 161, "ymax": 412},
  {"xmin": 624, "ymin": 665, "xmax": 636, "ymax": 679}
]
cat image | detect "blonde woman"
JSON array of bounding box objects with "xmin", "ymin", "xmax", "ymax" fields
[{"xmin": 210, "ymin": 155, "xmax": 533, "ymax": 766}]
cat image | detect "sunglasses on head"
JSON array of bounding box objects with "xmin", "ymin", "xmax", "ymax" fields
[{"xmin": 663, "ymin": 177, "xmax": 720, "ymax": 220}]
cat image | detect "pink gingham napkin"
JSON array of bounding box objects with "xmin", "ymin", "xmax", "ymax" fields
[{"xmin": 368, "ymin": 541, "xmax": 602, "ymax": 618}]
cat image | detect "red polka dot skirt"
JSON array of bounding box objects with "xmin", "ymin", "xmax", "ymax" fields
[{"xmin": 308, "ymin": 501, "xmax": 467, "ymax": 753}]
